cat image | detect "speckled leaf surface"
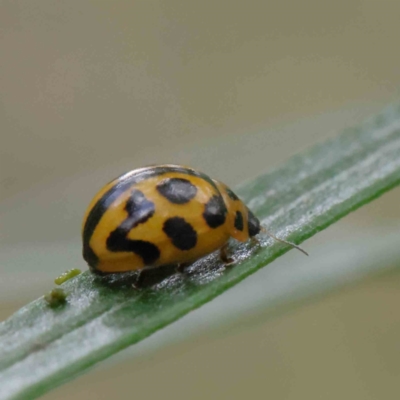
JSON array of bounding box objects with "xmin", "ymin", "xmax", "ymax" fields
[{"xmin": 1, "ymin": 105, "xmax": 400, "ymax": 400}]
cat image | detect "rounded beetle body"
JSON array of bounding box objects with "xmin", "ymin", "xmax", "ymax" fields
[{"xmin": 82, "ymin": 165, "xmax": 260, "ymax": 274}]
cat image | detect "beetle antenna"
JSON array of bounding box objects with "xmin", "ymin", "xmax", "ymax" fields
[{"xmin": 260, "ymin": 226, "xmax": 308, "ymax": 256}]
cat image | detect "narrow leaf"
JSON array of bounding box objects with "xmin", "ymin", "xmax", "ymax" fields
[{"xmin": 1, "ymin": 104, "xmax": 400, "ymax": 400}]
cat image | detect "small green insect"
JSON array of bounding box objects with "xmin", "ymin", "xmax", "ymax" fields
[
  {"xmin": 54, "ymin": 268, "xmax": 81, "ymax": 285},
  {"xmin": 44, "ymin": 288, "xmax": 67, "ymax": 308}
]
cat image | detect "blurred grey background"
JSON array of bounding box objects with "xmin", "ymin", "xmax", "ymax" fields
[{"xmin": 1, "ymin": 1, "xmax": 400, "ymax": 399}]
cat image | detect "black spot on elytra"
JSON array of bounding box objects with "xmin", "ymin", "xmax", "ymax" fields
[
  {"xmin": 108, "ymin": 235, "xmax": 160, "ymax": 265},
  {"xmin": 234, "ymin": 211, "xmax": 244, "ymax": 231},
  {"xmin": 106, "ymin": 189, "xmax": 160, "ymax": 265},
  {"xmin": 156, "ymin": 178, "xmax": 197, "ymax": 204},
  {"xmin": 225, "ymin": 187, "xmax": 239, "ymax": 201},
  {"xmin": 203, "ymin": 195, "xmax": 227, "ymax": 228},
  {"xmin": 247, "ymin": 208, "xmax": 261, "ymax": 237},
  {"xmin": 163, "ymin": 217, "xmax": 197, "ymax": 250},
  {"xmin": 122, "ymin": 189, "xmax": 155, "ymax": 229}
]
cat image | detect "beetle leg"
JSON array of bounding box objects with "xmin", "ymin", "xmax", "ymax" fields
[
  {"xmin": 250, "ymin": 236, "xmax": 260, "ymax": 247},
  {"xmin": 175, "ymin": 262, "xmax": 190, "ymax": 273},
  {"xmin": 131, "ymin": 270, "xmax": 143, "ymax": 290},
  {"xmin": 220, "ymin": 243, "xmax": 235, "ymax": 266}
]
